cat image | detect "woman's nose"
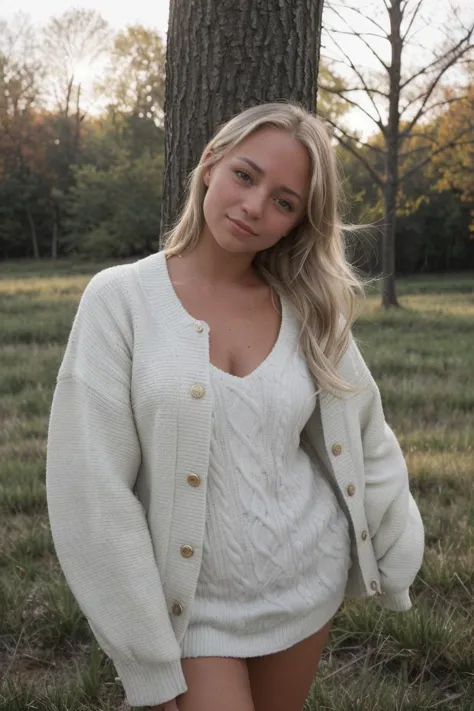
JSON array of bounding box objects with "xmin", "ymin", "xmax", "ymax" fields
[{"xmin": 242, "ymin": 188, "xmax": 265, "ymax": 218}]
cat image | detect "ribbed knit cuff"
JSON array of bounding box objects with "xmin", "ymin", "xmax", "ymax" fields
[
  {"xmin": 379, "ymin": 589, "xmax": 412, "ymax": 612},
  {"xmin": 113, "ymin": 657, "xmax": 187, "ymax": 708}
]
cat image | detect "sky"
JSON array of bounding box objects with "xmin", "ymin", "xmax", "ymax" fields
[
  {"xmin": 1, "ymin": 0, "xmax": 170, "ymax": 114},
  {"xmin": 1, "ymin": 0, "xmax": 170, "ymax": 37},
  {"xmin": 1, "ymin": 0, "xmax": 472, "ymax": 138}
]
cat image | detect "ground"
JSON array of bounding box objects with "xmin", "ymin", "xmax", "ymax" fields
[{"xmin": 1, "ymin": 261, "xmax": 473, "ymax": 710}]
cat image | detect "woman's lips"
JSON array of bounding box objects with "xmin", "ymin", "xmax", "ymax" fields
[{"xmin": 227, "ymin": 216, "xmax": 258, "ymax": 236}]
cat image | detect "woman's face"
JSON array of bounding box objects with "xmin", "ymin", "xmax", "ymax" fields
[{"xmin": 202, "ymin": 127, "xmax": 311, "ymax": 255}]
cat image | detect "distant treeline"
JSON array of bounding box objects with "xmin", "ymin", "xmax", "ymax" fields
[{"xmin": 1, "ymin": 12, "xmax": 472, "ymax": 272}]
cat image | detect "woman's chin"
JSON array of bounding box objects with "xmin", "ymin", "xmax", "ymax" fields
[{"xmin": 211, "ymin": 233, "xmax": 258, "ymax": 255}]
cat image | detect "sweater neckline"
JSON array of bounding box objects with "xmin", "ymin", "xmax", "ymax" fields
[
  {"xmin": 210, "ymin": 296, "xmax": 288, "ymax": 382},
  {"xmin": 156, "ymin": 250, "xmax": 289, "ymax": 381}
]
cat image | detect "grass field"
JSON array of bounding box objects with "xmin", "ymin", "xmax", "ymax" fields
[{"xmin": 1, "ymin": 260, "xmax": 473, "ymax": 711}]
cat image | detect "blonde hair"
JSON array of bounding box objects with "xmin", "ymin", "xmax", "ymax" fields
[{"xmin": 161, "ymin": 101, "xmax": 371, "ymax": 395}]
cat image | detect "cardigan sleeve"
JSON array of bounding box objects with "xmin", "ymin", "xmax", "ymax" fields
[
  {"xmin": 350, "ymin": 337, "xmax": 425, "ymax": 612},
  {"xmin": 46, "ymin": 269, "xmax": 187, "ymax": 707}
]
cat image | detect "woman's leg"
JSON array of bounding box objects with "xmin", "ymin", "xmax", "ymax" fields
[
  {"xmin": 246, "ymin": 620, "xmax": 332, "ymax": 711},
  {"xmin": 175, "ymin": 657, "xmax": 256, "ymax": 711}
]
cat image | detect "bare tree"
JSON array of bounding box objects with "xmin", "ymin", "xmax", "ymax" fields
[
  {"xmin": 162, "ymin": 0, "xmax": 325, "ymax": 233},
  {"xmin": 40, "ymin": 9, "xmax": 112, "ymax": 258},
  {"xmin": 42, "ymin": 9, "xmax": 111, "ymax": 115},
  {"xmin": 320, "ymin": 0, "xmax": 474, "ymax": 307}
]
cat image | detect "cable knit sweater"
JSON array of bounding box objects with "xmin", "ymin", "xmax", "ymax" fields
[
  {"xmin": 46, "ymin": 250, "xmax": 425, "ymax": 708},
  {"xmin": 181, "ymin": 297, "xmax": 351, "ymax": 658}
]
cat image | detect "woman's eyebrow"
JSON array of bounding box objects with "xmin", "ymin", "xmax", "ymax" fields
[{"xmin": 236, "ymin": 156, "xmax": 302, "ymax": 202}]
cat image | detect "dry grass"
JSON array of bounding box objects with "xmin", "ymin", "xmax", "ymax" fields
[{"xmin": 1, "ymin": 263, "xmax": 473, "ymax": 710}]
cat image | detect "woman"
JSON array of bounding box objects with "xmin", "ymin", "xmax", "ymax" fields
[{"xmin": 46, "ymin": 102, "xmax": 424, "ymax": 711}]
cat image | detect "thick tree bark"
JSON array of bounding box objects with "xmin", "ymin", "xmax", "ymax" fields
[{"xmin": 162, "ymin": 0, "xmax": 324, "ymax": 234}]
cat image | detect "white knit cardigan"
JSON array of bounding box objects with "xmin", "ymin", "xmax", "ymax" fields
[{"xmin": 46, "ymin": 251, "xmax": 425, "ymax": 708}]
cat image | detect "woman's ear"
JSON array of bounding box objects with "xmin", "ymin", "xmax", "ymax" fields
[{"xmin": 203, "ymin": 151, "xmax": 215, "ymax": 187}]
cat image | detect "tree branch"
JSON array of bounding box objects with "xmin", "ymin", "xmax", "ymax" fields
[
  {"xmin": 402, "ymin": 131, "xmax": 438, "ymax": 141},
  {"xmin": 399, "ymin": 88, "xmax": 439, "ymax": 115},
  {"xmin": 327, "ymin": 6, "xmax": 390, "ymax": 73},
  {"xmin": 400, "ymin": 35, "xmax": 474, "ymax": 137},
  {"xmin": 399, "ymin": 143, "xmax": 437, "ymax": 158},
  {"xmin": 400, "ymin": 24, "xmax": 474, "ymax": 91},
  {"xmin": 324, "ymin": 119, "xmax": 384, "ymax": 187},
  {"xmin": 400, "ymin": 0, "xmax": 426, "ymax": 43},
  {"xmin": 325, "ymin": 116, "xmax": 387, "ymax": 156},
  {"xmin": 422, "ymin": 94, "xmax": 470, "ymax": 115},
  {"xmin": 353, "ymin": 29, "xmax": 390, "ymax": 73},
  {"xmin": 332, "ymin": 3, "xmax": 388, "ymax": 37},
  {"xmin": 326, "ymin": 28, "xmax": 386, "ymax": 41},
  {"xmin": 400, "ymin": 127, "xmax": 474, "ymax": 181},
  {"xmin": 319, "ymin": 82, "xmax": 389, "ymax": 98},
  {"xmin": 323, "ymin": 34, "xmax": 386, "ymax": 132},
  {"xmin": 400, "ymin": 92, "xmax": 469, "ymax": 117},
  {"xmin": 332, "ymin": 91, "xmax": 387, "ymax": 130},
  {"xmin": 398, "ymin": 130, "xmax": 439, "ymax": 156}
]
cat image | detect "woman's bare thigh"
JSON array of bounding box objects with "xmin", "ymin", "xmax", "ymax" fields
[
  {"xmin": 175, "ymin": 656, "xmax": 255, "ymax": 711},
  {"xmin": 246, "ymin": 621, "xmax": 332, "ymax": 711}
]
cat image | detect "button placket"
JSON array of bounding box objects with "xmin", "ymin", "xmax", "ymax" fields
[{"xmin": 167, "ymin": 326, "xmax": 211, "ymax": 626}]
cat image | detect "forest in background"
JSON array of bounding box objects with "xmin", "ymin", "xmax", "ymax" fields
[{"xmin": 0, "ymin": 8, "xmax": 473, "ymax": 273}]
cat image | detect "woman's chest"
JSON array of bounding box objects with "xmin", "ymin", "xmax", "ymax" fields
[{"xmin": 174, "ymin": 288, "xmax": 282, "ymax": 379}]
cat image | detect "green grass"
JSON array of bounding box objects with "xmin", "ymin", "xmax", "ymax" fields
[{"xmin": 1, "ymin": 261, "xmax": 473, "ymax": 710}]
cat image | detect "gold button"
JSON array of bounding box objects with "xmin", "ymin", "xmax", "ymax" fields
[
  {"xmin": 347, "ymin": 484, "xmax": 356, "ymax": 496},
  {"xmin": 190, "ymin": 383, "xmax": 205, "ymax": 398},
  {"xmin": 332, "ymin": 443, "xmax": 342, "ymax": 456},
  {"xmin": 187, "ymin": 473, "xmax": 201, "ymax": 487},
  {"xmin": 171, "ymin": 602, "xmax": 183, "ymax": 616},
  {"xmin": 180, "ymin": 544, "xmax": 194, "ymax": 558},
  {"xmin": 361, "ymin": 530, "xmax": 368, "ymax": 541},
  {"xmin": 194, "ymin": 322, "xmax": 204, "ymax": 333},
  {"xmin": 370, "ymin": 580, "xmax": 378, "ymax": 592}
]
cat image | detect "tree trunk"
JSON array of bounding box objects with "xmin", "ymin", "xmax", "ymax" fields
[
  {"xmin": 51, "ymin": 208, "xmax": 59, "ymax": 260},
  {"xmin": 162, "ymin": 0, "xmax": 324, "ymax": 234},
  {"xmin": 382, "ymin": 1, "xmax": 402, "ymax": 308},
  {"xmin": 382, "ymin": 176, "xmax": 399, "ymax": 307},
  {"xmin": 25, "ymin": 204, "xmax": 40, "ymax": 259}
]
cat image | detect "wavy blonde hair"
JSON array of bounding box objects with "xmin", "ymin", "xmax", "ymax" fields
[{"xmin": 161, "ymin": 101, "xmax": 371, "ymax": 395}]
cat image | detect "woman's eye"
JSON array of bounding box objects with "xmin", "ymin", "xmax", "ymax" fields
[
  {"xmin": 234, "ymin": 169, "xmax": 252, "ymax": 183},
  {"xmin": 276, "ymin": 198, "xmax": 293, "ymax": 212}
]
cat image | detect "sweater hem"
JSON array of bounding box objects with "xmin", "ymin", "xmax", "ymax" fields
[{"xmin": 179, "ymin": 590, "xmax": 344, "ymax": 659}]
